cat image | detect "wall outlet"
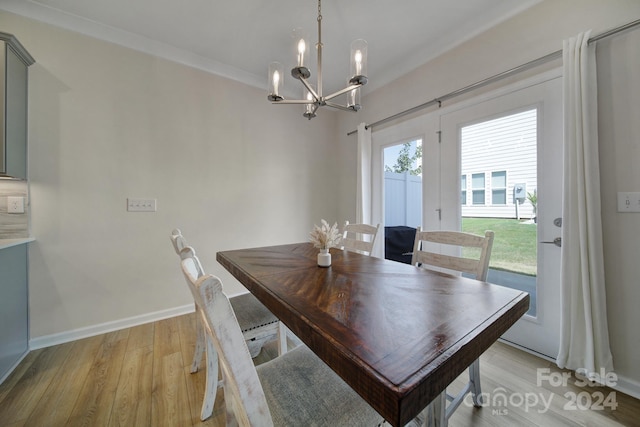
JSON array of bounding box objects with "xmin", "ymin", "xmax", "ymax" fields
[
  {"xmin": 127, "ymin": 198, "xmax": 157, "ymax": 212},
  {"xmin": 8, "ymin": 196, "xmax": 25, "ymax": 214},
  {"xmin": 617, "ymin": 192, "xmax": 640, "ymax": 212}
]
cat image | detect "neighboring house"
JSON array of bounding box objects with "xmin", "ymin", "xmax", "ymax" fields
[{"xmin": 461, "ymin": 109, "xmax": 537, "ymax": 219}]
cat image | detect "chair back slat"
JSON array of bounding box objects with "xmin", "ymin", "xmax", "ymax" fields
[
  {"xmin": 341, "ymin": 221, "xmax": 380, "ymax": 256},
  {"xmin": 420, "ymin": 230, "xmax": 489, "ymax": 248},
  {"xmin": 412, "ymin": 251, "xmax": 481, "ymax": 276},
  {"xmin": 341, "ymin": 237, "xmax": 375, "ymax": 254},
  {"xmin": 411, "ymin": 228, "xmax": 494, "ymax": 281}
]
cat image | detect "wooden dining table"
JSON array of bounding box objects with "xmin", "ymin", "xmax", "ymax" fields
[{"xmin": 217, "ymin": 242, "xmax": 529, "ymax": 426}]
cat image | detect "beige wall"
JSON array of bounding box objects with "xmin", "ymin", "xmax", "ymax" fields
[
  {"xmin": 597, "ymin": 28, "xmax": 640, "ymax": 393},
  {"xmin": 0, "ymin": 12, "xmax": 342, "ymax": 340},
  {"xmin": 337, "ymin": 0, "xmax": 640, "ymax": 394},
  {"xmin": 2, "ymin": 0, "xmax": 640, "ymax": 395}
]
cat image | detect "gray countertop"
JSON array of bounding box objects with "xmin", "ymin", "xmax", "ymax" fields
[{"xmin": 0, "ymin": 237, "xmax": 35, "ymax": 250}]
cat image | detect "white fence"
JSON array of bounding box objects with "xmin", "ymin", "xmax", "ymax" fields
[{"xmin": 385, "ymin": 171, "xmax": 422, "ymax": 227}]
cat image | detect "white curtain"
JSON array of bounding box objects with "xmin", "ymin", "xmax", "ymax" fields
[
  {"xmin": 557, "ymin": 30, "xmax": 614, "ymax": 380},
  {"xmin": 356, "ymin": 122, "xmax": 372, "ymax": 225}
]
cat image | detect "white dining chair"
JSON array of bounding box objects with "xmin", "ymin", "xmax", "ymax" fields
[
  {"xmin": 411, "ymin": 227, "xmax": 495, "ymax": 426},
  {"xmin": 170, "ymin": 229, "xmax": 287, "ymax": 420},
  {"xmin": 180, "ymin": 251, "xmax": 386, "ymax": 426},
  {"xmin": 341, "ymin": 221, "xmax": 380, "ymax": 256},
  {"xmin": 171, "ymin": 229, "xmax": 287, "ymax": 358}
]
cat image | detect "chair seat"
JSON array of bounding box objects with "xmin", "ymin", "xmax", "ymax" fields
[
  {"xmin": 257, "ymin": 345, "xmax": 384, "ymax": 426},
  {"xmin": 231, "ymin": 292, "xmax": 280, "ymax": 357},
  {"xmin": 231, "ymin": 292, "xmax": 278, "ymax": 335}
]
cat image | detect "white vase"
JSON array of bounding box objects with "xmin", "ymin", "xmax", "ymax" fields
[{"xmin": 317, "ymin": 248, "xmax": 331, "ymax": 267}]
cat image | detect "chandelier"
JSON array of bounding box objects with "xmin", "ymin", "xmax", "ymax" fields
[{"xmin": 267, "ymin": 0, "xmax": 368, "ymax": 119}]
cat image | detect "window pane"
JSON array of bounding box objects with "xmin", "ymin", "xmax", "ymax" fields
[
  {"xmin": 473, "ymin": 190, "xmax": 485, "ymax": 205},
  {"xmin": 472, "ymin": 173, "xmax": 484, "ymax": 188},
  {"xmin": 491, "ymin": 171, "xmax": 507, "ymax": 205},
  {"xmin": 493, "ymin": 189, "xmax": 506, "ymax": 204},
  {"xmin": 383, "ymin": 140, "xmax": 423, "ymax": 228},
  {"xmin": 492, "ymin": 171, "xmax": 506, "ymax": 188},
  {"xmin": 460, "ymin": 107, "xmax": 540, "ymax": 319},
  {"xmin": 472, "ymin": 173, "xmax": 485, "ymax": 205}
]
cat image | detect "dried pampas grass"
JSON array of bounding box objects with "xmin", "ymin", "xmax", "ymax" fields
[{"xmin": 309, "ymin": 219, "xmax": 341, "ymax": 250}]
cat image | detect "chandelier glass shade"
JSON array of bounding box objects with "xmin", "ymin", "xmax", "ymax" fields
[{"xmin": 267, "ymin": 0, "xmax": 368, "ymax": 119}]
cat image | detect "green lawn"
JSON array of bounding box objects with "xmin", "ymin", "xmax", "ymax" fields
[{"xmin": 462, "ymin": 218, "xmax": 537, "ymax": 276}]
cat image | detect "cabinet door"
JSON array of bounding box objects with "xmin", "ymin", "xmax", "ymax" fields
[
  {"xmin": 5, "ymin": 45, "xmax": 28, "ymax": 179},
  {"xmin": 0, "ymin": 43, "xmax": 5, "ymax": 174},
  {"xmin": 0, "ymin": 244, "xmax": 29, "ymax": 381}
]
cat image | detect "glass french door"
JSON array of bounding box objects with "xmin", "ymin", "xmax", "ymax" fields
[{"xmin": 439, "ymin": 72, "xmax": 563, "ymax": 359}]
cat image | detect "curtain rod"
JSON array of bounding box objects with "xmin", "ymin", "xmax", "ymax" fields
[{"xmin": 347, "ymin": 18, "xmax": 640, "ymax": 136}]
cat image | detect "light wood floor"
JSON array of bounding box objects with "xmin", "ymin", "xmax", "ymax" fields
[{"xmin": 0, "ymin": 312, "xmax": 638, "ymax": 426}]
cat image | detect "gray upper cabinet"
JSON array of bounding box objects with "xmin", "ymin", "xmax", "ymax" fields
[{"xmin": 0, "ymin": 32, "xmax": 34, "ymax": 180}]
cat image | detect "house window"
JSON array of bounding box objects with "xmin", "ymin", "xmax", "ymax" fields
[
  {"xmin": 461, "ymin": 174, "xmax": 467, "ymax": 205},
  {"xmin": 472, "ymin": 173, "xmax": 485, "ymax": 205},
  {"xmin": 492, "ymin": 171, "xmax": 507, "ymax": 204}
]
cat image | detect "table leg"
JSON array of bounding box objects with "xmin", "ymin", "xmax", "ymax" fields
[
  {"xmin": 423, "ymin": 391, "xmax": 446, "ymax": 427},
  {"xmin": 277, "ymin": 322, "xmax": 288, "ymax": 355}
]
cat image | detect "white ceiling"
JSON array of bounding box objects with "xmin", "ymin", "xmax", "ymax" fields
[{"xmin": 2, "ymin": 0, "xmax": 540, "ymax": 97}]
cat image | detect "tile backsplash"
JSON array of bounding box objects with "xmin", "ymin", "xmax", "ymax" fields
[{"xmin": 0, "ymin": 180, "xmax": 29, "ymax": 239}]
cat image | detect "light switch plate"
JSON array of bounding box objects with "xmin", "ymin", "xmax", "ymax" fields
[
  {"xmin": 127, "ymin": 198, "xmax": 157, "ymax": 212},
  {"xmin": 617, "ymin": 192, "xmax": 640, "ymax": 212},
  {"xmin": 8, "ymin": 196, "xmax": 25, "ymax": 214}
]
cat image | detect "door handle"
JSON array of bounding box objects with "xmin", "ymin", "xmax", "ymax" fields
[{"xmin": 541, "ymin": 237, "xmax": 562, "ymax": 247}]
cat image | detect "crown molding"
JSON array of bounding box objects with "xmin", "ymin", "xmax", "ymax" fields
[
  {"xmin": 0, "ymin": 30, "xmax": 35, "ymax": 65},
  {"xmin": 0, "ymin": 0, "xmax": 264, "ymax": 90}
]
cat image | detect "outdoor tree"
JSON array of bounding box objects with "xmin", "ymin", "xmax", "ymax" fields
[{"xmin": 385, "ymin": 141, "xmax": 422, "ymax": 175}]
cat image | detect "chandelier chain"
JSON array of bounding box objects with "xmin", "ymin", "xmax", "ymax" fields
[{"xmin": 317, "ymin": 0, "xmax": 322, "ymax": 46}]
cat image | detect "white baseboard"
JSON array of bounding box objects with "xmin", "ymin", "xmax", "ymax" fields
[
  {"xmin": 498, "ymin": 338, "xmax": 557, "ymax": 362},
  {"xmin": 613, "ymin": 375, "xmax": 640, "ymax": 400},
  {"xmin": 29, "ymin": 304, "xmax": 195, "ymax": 350}
]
